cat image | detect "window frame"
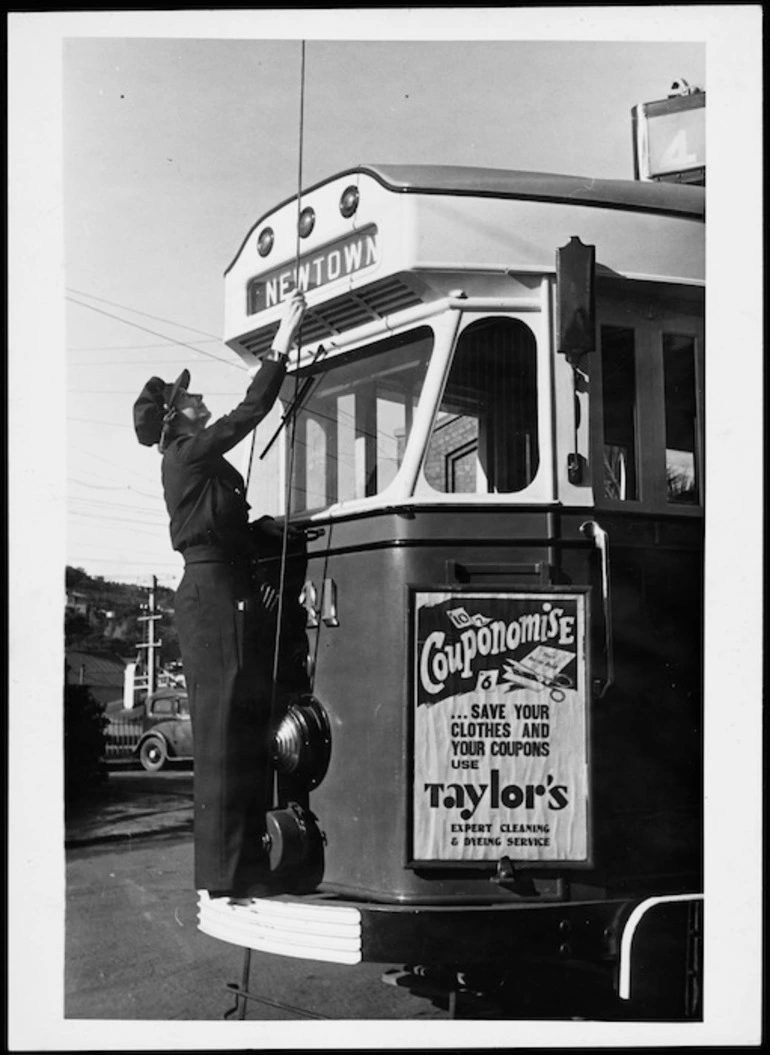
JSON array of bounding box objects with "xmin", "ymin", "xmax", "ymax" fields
[
  {"xmin": 416, "ymin": 312, "xmax": 544, "ymax": 501},
  {"xmin": 592, "ymin": 290, "xmax": 704, "ymax": 515},
  {"xmin": 287, "ymin": 324, "xmax": 437, "ymax": 514}
]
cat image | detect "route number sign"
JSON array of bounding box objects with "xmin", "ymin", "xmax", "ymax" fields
[{"xmin": 632, "ymin": 92, "xmax": 705, "ymax": 185}]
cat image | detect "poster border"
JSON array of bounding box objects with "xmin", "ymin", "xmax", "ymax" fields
[{"xmin": 405, "ymin": 582, "xmax": 593, "ymax": 872}]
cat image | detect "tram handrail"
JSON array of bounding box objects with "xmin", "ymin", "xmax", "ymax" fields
[
  {"xmin": 618, "ymin": 893, "xmax": 703, "ymax": 1001},
  {"xmin": 580, "ymin": 519, "xmax": 614, "ymax": 697}
]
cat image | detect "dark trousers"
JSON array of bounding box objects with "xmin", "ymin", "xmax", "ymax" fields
[{"xmin": 174, "ymin": 560, "xmax": 273, "ymax": 894}]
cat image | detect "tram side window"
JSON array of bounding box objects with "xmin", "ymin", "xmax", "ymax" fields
[
  {"xmin": 288, "ymin": 327, "xmax": 433, "ymax": 513},
  {"xmin": 600, "ymin": 325, "xmax": 638, "ymax": 501},
  {"xmin": 663, "ymin": 334, "xmax": 699, "ymax": 504},
  {"xmin": 423, "ymin": 318, "xmax": 538, "ymax": 495}
]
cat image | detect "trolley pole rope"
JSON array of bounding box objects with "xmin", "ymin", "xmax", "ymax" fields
[
  {"xmin": 268, "ymin": 41, "xmax": 307, "ymax": 803},
  {"xmin": 245, "ymin": 39, "xmax": 306, "ymax": 495}
]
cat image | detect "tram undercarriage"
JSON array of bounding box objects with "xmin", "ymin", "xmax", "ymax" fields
[{"xmin": 199, "ymin": 890, "xmax": 702, "ymax": 1020}]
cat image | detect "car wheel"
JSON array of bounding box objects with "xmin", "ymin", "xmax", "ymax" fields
[{"xmin": 139, "ymin": 736, "xmax": 168, "ymax": 772}]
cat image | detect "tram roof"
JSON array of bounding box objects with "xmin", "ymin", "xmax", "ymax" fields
[
  {"xmin": 226, "ymin": 163, "xmax": 704, "ymax": 276},
  {"xmin": 362, "ymin": 164, "xmax": 704, "ymax": 220},
  {"xmin": 256, "ymin": 163, "xmax": 704, "ymax": 223}
]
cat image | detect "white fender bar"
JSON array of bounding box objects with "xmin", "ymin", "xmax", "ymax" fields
[{"xmin": 618, "ymin": 893, "xmax": 703, "ymax": 1000}]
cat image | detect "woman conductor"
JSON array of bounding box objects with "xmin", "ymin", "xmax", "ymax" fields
[{"xmin": 133, "ymin": 290, "xmax": 306, "ymax": 900}]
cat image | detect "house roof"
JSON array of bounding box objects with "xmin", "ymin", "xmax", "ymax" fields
[{"xmin": 66, "ymin": 651, "xmax": 127, "ymax": 687}]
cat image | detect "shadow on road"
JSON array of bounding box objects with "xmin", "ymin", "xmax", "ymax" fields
[{"xmin": 65, "ymin": 766, "xmax": 194, "ymax": 847}]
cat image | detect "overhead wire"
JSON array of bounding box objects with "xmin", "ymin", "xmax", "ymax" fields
[
  {"xmin": 66, "ymin": 287, "xmax": 222, "ymax": 340},
  {"xmin": 70, "ymin": 508, "xmax": 164, "ymax": 523},
  {"xmin": 69, "ymin": 517, "xmax": 168, "ymax": 539},
  {"xmin": 70, "ymin": 476, "xmax": 156, "ymax": 494},
  {"xmin": 71, "ymin": 446, "xmax": 161, "ymax": 484},
  {"xmin": 69, "ymin": 436, "xmax": 166, "ymax": 569},
  {"xmin": 69, "ymin": 503, "xmax": 166, "ymax": 521},
  {"xmin": 68, "ymin": 416, "xmax": 135, "ymax": 428},
  {"xmin": 66, "ymin": 295, "xmax": 244, "ymax": 371},
  {"xmin": 68, "ymin": 555, "xmax": 181, "ymax": 570},
  {"xmin": 69, "ymin": 354, "xmax": 222, "ymax": 367},
  {"xmin": 69, "ymin": 338, "xmax": 223, "ymax": 353},
  {"xmin": 69, "ymin": 497, "xmax": 164, "ymax": 514},
  {"xmin": 68, "ymin": 539, "xmax": 174, "ymax": 557},
  {"xmin": 67, "ymin": 292, "xmax": 245, "ymax": 440},
  {"xmin": 70, "ymin": 388, "xmax": 243, "ymax": 396}
]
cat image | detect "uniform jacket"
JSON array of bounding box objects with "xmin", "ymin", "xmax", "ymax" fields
[{"xmin": 161, "ymin": 359, "xmax": 286, "ymax": 559}]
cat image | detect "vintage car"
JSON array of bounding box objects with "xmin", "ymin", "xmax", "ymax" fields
[{"xmin": 135, "ymin": 688, "xmax": 192, "ymax": 772}]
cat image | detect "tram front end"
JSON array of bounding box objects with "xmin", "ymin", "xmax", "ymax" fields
[{"xmin": 199, "ymin": 165, "xmax": 704, "ymax": 1011}]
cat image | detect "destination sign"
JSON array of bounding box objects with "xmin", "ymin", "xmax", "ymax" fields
[{"xmin": 247, "ymin": 225, "xmax": 379, "ymax": 315}]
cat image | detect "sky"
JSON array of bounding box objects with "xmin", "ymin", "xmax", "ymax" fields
[
  {"xmin": 60, "ymin": 31, "xmax": 714, "ymax": 590},
  {"xmin": 8, "ymin": 7, "xmax": 764, "ymax": 1051}
]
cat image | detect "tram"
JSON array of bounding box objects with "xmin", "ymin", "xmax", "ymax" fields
[{"xmin": 198, "ymin": 138, "xmax": 704, "ymax": 1016}]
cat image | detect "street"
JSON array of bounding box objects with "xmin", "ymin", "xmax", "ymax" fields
[
  {"xmin": 65, "ymin": 768, "xmax": 448, "ymax": 1022},
  {"xmin": 64, "ymin": 769, "xmax": 638, "ymax": 1026}
]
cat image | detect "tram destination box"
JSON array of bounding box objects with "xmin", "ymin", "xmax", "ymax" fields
[
  {"xmin": 407, "ymin": 586, "xmax": 592, "ymax": 869},
  {"xmin": 632, "ymin": 90, "xmax": 705, "ymax": 185}
]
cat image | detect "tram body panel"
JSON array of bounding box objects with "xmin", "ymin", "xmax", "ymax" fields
[
  {"xmin": 408, "ymin": 193, "xmax": 703, "ymax": 286},
  {"xmin": 301, "ymin": 510, "xmax": 563, "ymax": 903},
  {"xmin": 558, "ymin": 509, "xmax": 703, "ymax": 897},
  {"xmin": 295, "ymin": 504, "xmax": 700, "ymax": 906}
]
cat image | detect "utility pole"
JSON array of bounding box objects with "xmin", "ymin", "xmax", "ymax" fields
[{"xmin": 137, "ymin": 575, "xmax": 162, "ymax": 698}]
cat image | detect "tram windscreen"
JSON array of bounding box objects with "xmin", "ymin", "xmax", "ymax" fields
[
  {"xmin": 422, "ymin": 317, "xmax": 539, "ymax": 494},
  {"xmin": 283, "ymin": 327, "xmax": 434, "ymax": 513}
]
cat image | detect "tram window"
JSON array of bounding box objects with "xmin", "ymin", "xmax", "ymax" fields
[
  {"xmin": 600, "ymin": 326, "xmax": 638, "ymax": 501},
  {"xmin": 663, "ymin": 334, "xmax": 699, "ymax": 504},
  {"xmin": 286, "ymin": 327, "xmax": 433, "ymax": 512},
  {"xmin": 423, "ymin": 318, "xmax": 538, "ymax": 495}
]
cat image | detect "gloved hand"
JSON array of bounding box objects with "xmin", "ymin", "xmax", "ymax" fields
[
  {"xmin": 250, "ymin": 515, "xmax": 303, "ymax": 545},
  {"xmin": 273, "ymin": 289, "xmax": 306, "ymax": 357}
]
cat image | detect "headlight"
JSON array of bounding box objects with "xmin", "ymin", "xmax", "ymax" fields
[
  {"xmin": 298, "ymin": 206, "xmax": 316, "ymax": 239},
  {"xmin": 272, "ymin": 694, "xmax": 331, "ymax": 788},
  {"xmin": 257, "ymin": 226, "xmax": 274, "ymax": 257},
  {"xmin": 339, "ymin": 185, "xmax": 359, "ymax": 218}
]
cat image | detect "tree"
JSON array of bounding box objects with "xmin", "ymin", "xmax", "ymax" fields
[
  {"xmin": 64, "ymin": 679, "xmax": 108, "ymax": 807},
  {"xmin": 159, "ymin": 611, "xmax": 181, "ymax": 666},
  {"xmin": 63, "ymin": 566, "xmax": 178, "ymax": 661},
  {"xmin": 66, "ymin": 566, "xmax": 89, "ymax": 591}
]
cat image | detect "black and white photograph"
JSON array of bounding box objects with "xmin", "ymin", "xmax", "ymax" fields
[{"xmin": 8, "ymin": 7, "xmax": 762, "ymax": 1050}]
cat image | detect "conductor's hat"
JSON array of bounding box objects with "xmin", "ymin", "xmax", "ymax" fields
[{"xmin": 133, "ymin": 369, "xmax": 190, "ymax": 446}]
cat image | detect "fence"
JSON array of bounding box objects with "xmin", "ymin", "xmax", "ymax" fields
[{"xmin": 104, "ymin": 715, "xmax": 142, "ymax": 760}]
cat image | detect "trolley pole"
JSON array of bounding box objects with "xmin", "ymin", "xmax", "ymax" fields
[{"xmin": 137, "ymin": 574, "xmax": 162, "ymax": 697}]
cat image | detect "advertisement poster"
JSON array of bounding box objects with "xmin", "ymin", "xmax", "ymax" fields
[{"xmin": 411, "ymin": 589, "xmax": 589, "ymax": 864}]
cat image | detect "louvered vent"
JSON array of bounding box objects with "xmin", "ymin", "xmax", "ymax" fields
[{"xmin": 236, "ymin": 275, "xmax": 423, "ymax": 359}]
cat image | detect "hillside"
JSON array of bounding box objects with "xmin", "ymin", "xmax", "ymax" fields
[
  {"xmin": 65, "ymin": 566, "xmax": 180, "ymax": 663},
  {"xmin": 66, "ymin": 565, "xmax": 175, "ymax": 610}
]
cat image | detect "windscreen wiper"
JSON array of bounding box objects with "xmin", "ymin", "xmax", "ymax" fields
[{"xmin": 259, "ymin": 343, "xmax": 328, "ymax": 460}]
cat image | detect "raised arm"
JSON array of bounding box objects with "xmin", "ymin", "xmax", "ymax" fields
[
  {"xmin": 179, "ymin": 290, "xmax": 305, "ymax": 461},
  {"xmin": 180, "ymin": 360, "xmax": 286, "ymax": 459}
]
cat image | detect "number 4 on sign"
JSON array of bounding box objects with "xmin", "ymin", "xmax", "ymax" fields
[
  {"xmin": 660, "ymin": 129, "xmax": 697, "ymax": 170},
  {"xmin": 476, "ymin": 670, "xmax": 500, "ymax": 691}
]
